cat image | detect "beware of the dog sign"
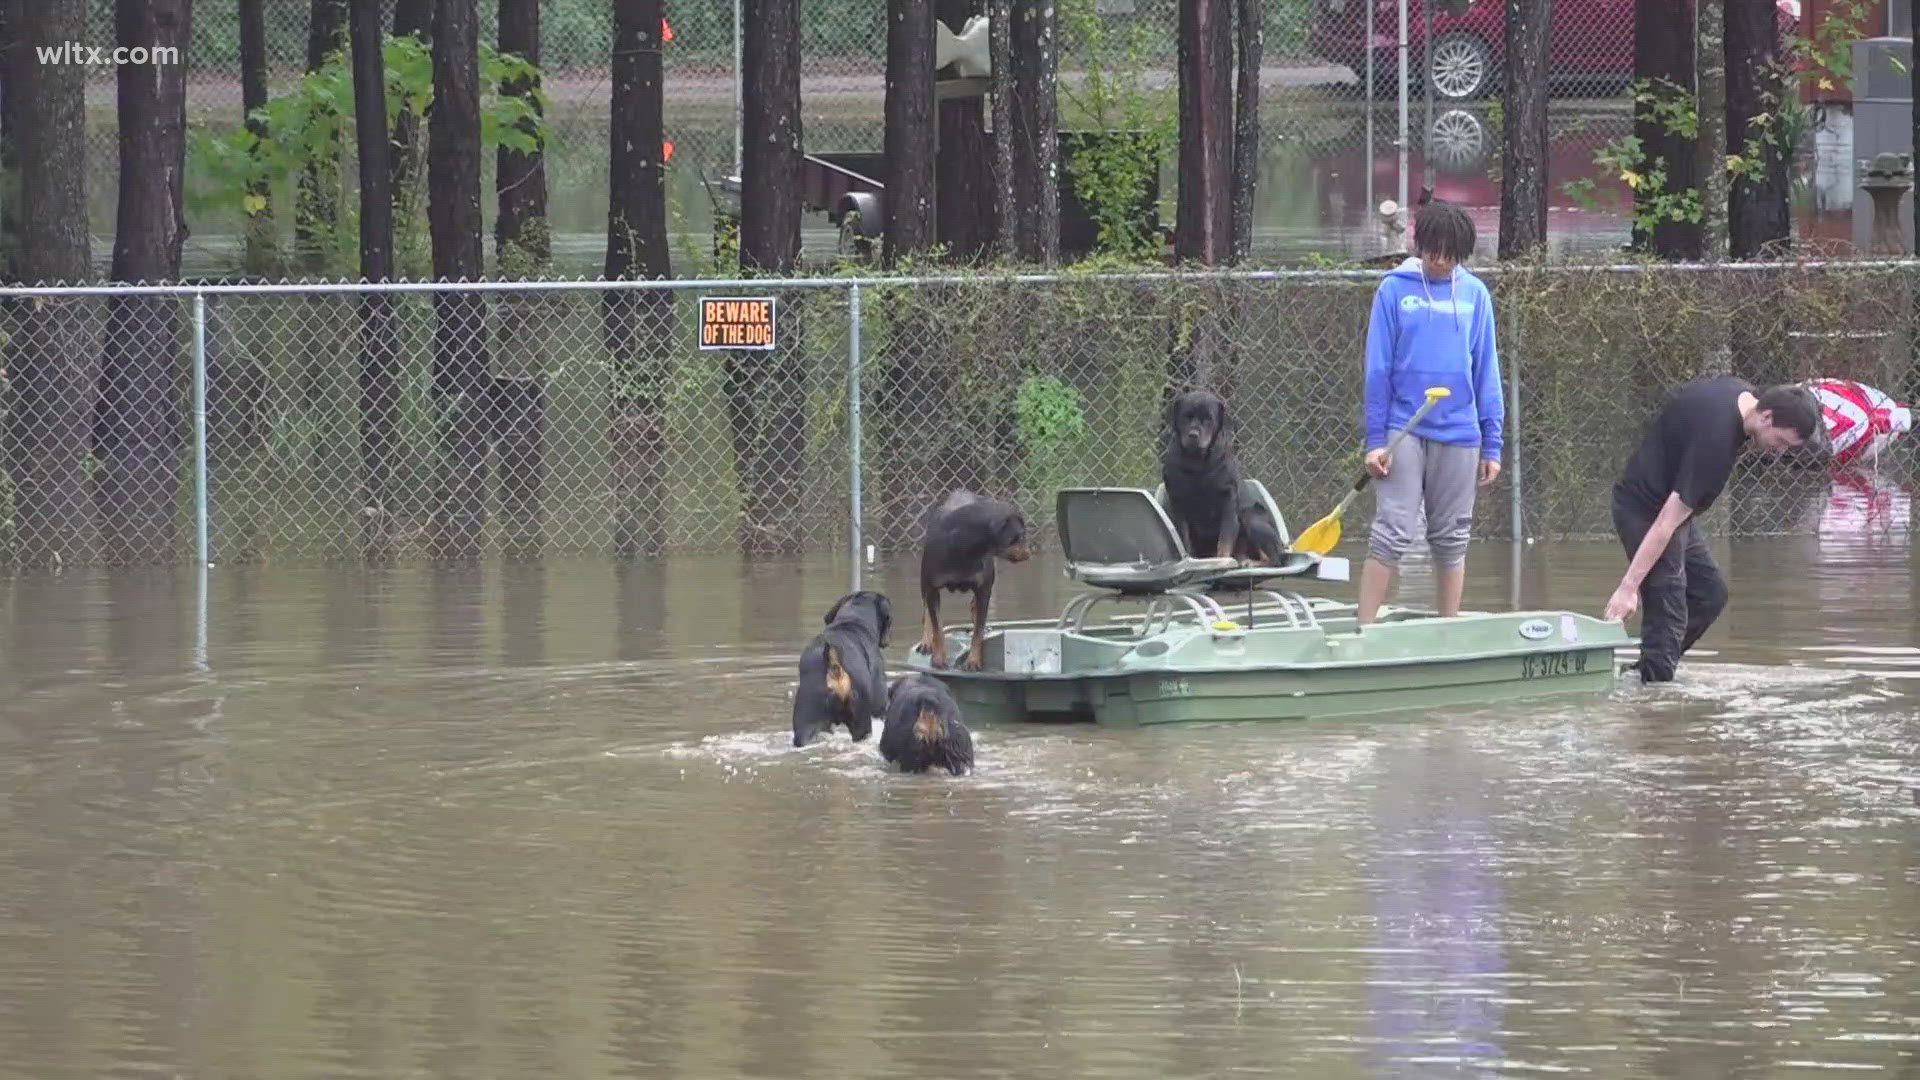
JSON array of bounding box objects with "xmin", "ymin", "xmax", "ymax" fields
[{"xmin": 698, "ymin": 296, "xmax": 776, "ymax": 350}]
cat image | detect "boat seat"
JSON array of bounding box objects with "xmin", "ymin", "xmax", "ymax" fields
[
  {"xmin": 1150, "ymin": 479, "xmax": 1346, "ymax": 587},
  {"xmin": 1055, "ymin": 488, "xmax": 1242, "ymax": 595}
]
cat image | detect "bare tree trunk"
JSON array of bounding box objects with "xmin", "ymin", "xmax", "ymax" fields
[
  {"xmin": 936, "ymin": 0, "xmax": 994, "ymax": 262},
  {"xmin": 428, "ymin": 0, "xmax": 491, "ymax": 561},
  {"xmin": 989, "ymin": 0, "xmax": 1015, "ymax": 260},
  {"xmin": 736, "ymin": 0, "xmax": 807, "ymax": 553},
  {"xmin": 1631, "ymin": 0, "xmax": 1699, "ymax": 259},
  {"xmin": 1229, "ymin": 0, "xmax": 1261, "ymax": 264},
  {"xmin": 1695, "ymin": 0, "xmax": 1727, "ymax": 259},
  {"xmin": 1010, "ymin": 0, "xmax": 1058, "ymax": 264},
  {"xmin": 605, "ymin": 0, "xmax": 675, "ymax": 559},
  {"xmin": 5, "ymin": 0, "xmax": 95, "ymax": 568},
  {"xmin": 0, "ymin": 3, "xmax": 16, "ymax": 277},
  {"xmin": 1498, "ymin": 0, "xmax": 1551, "ymax": 260},
  {"xmin": 298, "ymin": 0, "xmax": 348, "ymax": 270},
  {"xmin": 95, "ymin": 0, "xmax": 191, "ymax": 567},
  {"xmin": 391, "ymin": 0, "xmax": 434, "ymax": 239},
  {"xmin": 496, "ymin": 0, "xmax": 548, "ymax": 558},
  {"xmin": 351, "ymin": 0, "xmax": 398, "ymax": 561},
  {"xmin": 496, "ymin": 0, "xmax": 548, "ymax": 267},
  {"xmin": 1727, "ymin": 0, "xmax": 1790, "ymax": 260},
  {"xmin": 1178, "ymin": 0, "xmax": 1233, "ymax": 265},
  {"xmin": 239, "ymin": 0, "xmax": 276, "ymax": 274},
  {"xmin": 885, "ymin": 0, "xmax": 937, "ymax": 263}
]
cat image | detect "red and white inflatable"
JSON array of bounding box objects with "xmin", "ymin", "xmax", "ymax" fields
[{"xmin": 1807, "ymin": 378, "xmax": 1912, "ymax": 467}]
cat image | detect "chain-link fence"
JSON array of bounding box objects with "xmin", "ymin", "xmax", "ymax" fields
[
  {"xmin": 43, "ymin": 0, "xmax": 1821, "ymax": 277},
  {"xmin": 3, "ymin": 263, "xmax": 1915, "ymax": 569}
]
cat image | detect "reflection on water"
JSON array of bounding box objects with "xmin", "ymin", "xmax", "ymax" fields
[{"xmin": 1, "ymin": 517, "xmax": 1916, "ymax": 1077}]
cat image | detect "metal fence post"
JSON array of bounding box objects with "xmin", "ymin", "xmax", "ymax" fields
[
  {"xmin": 192, "ymin": 290, "xmax": 210, "ymax": 671},
  {"xmin": 849, "ymin": 282, "xmax": 864, "ymax": 592},
  {"xmin": 192, "ymin": 290, "xmax": 209, "ymax": 569},
  {"xmin": 1509, "ymin": 318, "xmax": 1523, "ymax": 545}
]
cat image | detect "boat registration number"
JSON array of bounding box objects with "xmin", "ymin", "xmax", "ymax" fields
[
  {"xmin": 1156, "ymin": 677, "xmax": 1192, "ymax": 697},
  {"xmin": 1520, "ymin": 650, "xmax": 1588, "ymax": 679}
]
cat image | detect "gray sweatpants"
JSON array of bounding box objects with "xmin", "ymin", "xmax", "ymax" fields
[{"xmin": 1367, "ymin": 429, "xmax": 1479, "ymax": 568}]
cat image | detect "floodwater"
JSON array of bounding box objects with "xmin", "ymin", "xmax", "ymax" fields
[{"xmin": 2, "ymin": 531, "xmax": 1916, "ymax": 1078}]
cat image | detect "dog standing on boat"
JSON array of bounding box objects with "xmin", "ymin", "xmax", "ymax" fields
[
  {"xmin": 1160, "ymin": 390, "xmax": 1285, "ymax": 565},
  {"xmin": 791, "ymin": 590, "xmax": 892, "ymax": 748},
  {"xmin": 918, "ymin": 490, "xmax": 1031, "ymax": 672},
  {"xmin": 880, "ymin": 672, "xmax": 975, "ymax": 776}
]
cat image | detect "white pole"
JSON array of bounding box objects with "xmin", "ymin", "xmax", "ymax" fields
[
  {"xmin": 734, "ymin": 0, "xmax": 745, "ymax": 177},
  {"xmin": 1397, "ymin": 0, "xmax": 1409, "ymax": 221},
  {"xmin": 1366, "ymin": 0, "xmax": 1376, "ymax": 223}
]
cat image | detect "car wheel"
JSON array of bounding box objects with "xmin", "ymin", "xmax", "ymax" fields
[{"xmin": 1426, "ymin": 32, "xmax": 1493, "ymax": 100}]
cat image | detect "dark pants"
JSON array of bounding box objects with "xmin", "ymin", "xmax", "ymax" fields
[{"xmin": 1611, "ymin": 491, "xmax": 1729, "ymax": 683}]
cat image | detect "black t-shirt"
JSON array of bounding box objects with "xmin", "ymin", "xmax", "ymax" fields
[{"xmin": 1613, "ymin": 375, "xmax": 1754, "ymax": 516}]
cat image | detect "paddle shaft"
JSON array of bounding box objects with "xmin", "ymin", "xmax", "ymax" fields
[{"xmin": 1334, "ymin": 391, "xmax": 1448, "ymax": 509}]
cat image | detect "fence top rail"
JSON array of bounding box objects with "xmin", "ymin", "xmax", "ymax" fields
[{"xmin": 4, "ymin": 258, "xmax": 1920, "ymax": 298}]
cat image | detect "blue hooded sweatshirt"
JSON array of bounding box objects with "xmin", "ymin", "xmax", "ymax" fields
[{"xmin": 1363, "ymin": 257, "xmax": 1504, "ymax": 461}]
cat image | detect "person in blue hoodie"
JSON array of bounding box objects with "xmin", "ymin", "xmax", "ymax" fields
[{"xmin": 1357, "ymin": 199, "xmax": 1504, "ymax": 625}]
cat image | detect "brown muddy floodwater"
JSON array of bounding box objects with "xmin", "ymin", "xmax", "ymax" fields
[{"xmin": 1, "ymin": 532, "xmax": 1917, "ymax": 1079}]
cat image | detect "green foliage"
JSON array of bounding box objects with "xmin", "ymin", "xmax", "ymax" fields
[
  {"xmin": 188, "ymin": 34, "xmax": 548, "ymax": 276},
  {"xmin": 1058, "ymin": 0, "xmax": 1176, "ymax": 262},
  {"xmin": 1013, "ymin": 372, "xmax": 1091, "ymax": 504},
  {"xmin": 1561, "ymin": 79, "xmax": 1704, "ymax": 232}
]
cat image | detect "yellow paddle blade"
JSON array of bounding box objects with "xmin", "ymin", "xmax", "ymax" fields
[{"xmin": 1292, "ymin": 507, "xmax": 1343, "ymax": 556}]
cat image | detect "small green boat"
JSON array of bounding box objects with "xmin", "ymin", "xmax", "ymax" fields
[{"xmin": 904, "ymin": 485, "xmax": 1631, "ymax": 725}]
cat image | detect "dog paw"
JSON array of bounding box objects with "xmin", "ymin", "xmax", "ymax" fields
[{"xmin": 957, "ymin": 657, "xmax": 984, "ymax": 673}]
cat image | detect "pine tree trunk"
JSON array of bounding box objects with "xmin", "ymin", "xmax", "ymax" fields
[
  {"xmin": 5, "ymin": 0, "xmax": 95, "ymax": 568},
  {"xmin": 885, "ymin": 0, "xmax": 937, "ymax": 263},
  {"xmin": 737, "ymin": 0, "xmax": 807, "ymax": 553},
  {"xmin": 298, "ymin": 0, "xmax": 348, "ymax": 270},
  {"xmin": 1631, "ymin": 0, "xmax": 1700, "ymax": 259},
  {"xmin": 351, "ymin": 0, "xmax": 398, "ymax": 561},
  {"xmin": 605, "ymin": 0, "xmax": 675, "ymax": 559},
  {"xmin": 1727, "ymin": 0, "xmax": 1790, "ymax": 260},
  {"xmin": 989, "ymin": 0, "xmax": 1014, "ymax": 261},
  {"xmin": 1695, "ymin": 0, "xmax": 1728, "ymax": 259},
  {"xmin": 96, "ymin": 0, "xmax": 191, "ymax": 567},
  {"xmin": 1230, "ymin": 0, "xmax": 1262, "ymax": 264},
  {"xmin": 496, "ymin": 0, "xmax": 549, "ymax": 558},
  {"xmin": 1010, "ymin": 0, "xmax": 1058, "ymax": 264},
  {"xmin": 428, "ymin": 0, "xmax": 491, "ymax": 561},
  {"xmin": 1177, "ymin": 0, "xmax": 1233, "ymax": 265},
  {"xmin": 936, "ymin": 0, "xmax": 994, "ymax": 262},
  {"xmin": 1498, "ymin": 0, "xmax": 1551, "ymax": 259},
  {"xmin": 239, "ymin": 0, "xmax": 276, "ymax": 274}
]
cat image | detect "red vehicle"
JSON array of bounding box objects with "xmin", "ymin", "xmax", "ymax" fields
[{"xmin": 1306, "ymin": 0, "xmax": 1799, "ymax": 102}]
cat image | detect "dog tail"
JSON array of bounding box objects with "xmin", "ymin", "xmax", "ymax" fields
[
  {"xmin": 913, "ymin": 704, "xmax": 942, "ymax": 743},
  {"xmin": 824, "ymin": 644, "xmax": 851, "ymax": 703}
]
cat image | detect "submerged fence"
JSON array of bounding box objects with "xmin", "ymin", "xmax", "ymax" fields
[{"xmin": 2, "ymin": 264, "xmax": 1917, "ymax": 571}]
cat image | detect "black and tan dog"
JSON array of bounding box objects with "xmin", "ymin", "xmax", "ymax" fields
[
  {"xmin": 791, "ymin": 590, "xmax": 892, "ymax": 748},
  {"xmin": 918, "ymin": 489, "xmax": 1030, "ymax": 672},
  {"xmin": 1160, "ymin": 390, "xmax": 1285, "ymax": 565},
  {"xmin": 879, "ymin": 672, "xmax": 974, "ymax": 776}
]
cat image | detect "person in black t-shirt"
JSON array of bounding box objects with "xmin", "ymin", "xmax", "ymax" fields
[{"xmin": 1605, "ymin": 377, "xmax": 1822, "ymax": 682}]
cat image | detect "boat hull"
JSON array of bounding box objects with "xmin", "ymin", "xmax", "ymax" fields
[{"xmin": 904, "ymin": 607, "xmax": 1629, "ymax": 725}]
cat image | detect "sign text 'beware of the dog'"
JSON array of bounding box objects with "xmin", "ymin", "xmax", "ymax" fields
[{"xmin": 698, "ymin": 296, "xmax": 776, "ymax": 350}]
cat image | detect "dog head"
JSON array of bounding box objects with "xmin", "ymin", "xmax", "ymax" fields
[
  {"xmin": 824, "ymin": 589, "xmax": 892, "ymax": 647},
  {"xmin": 989, "ymin": 503, "xmax": 1031, "ymax": 564},
  {"xmin": 1165, "ymin": 390, "xmax": 1234, "ymax": 457}
]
